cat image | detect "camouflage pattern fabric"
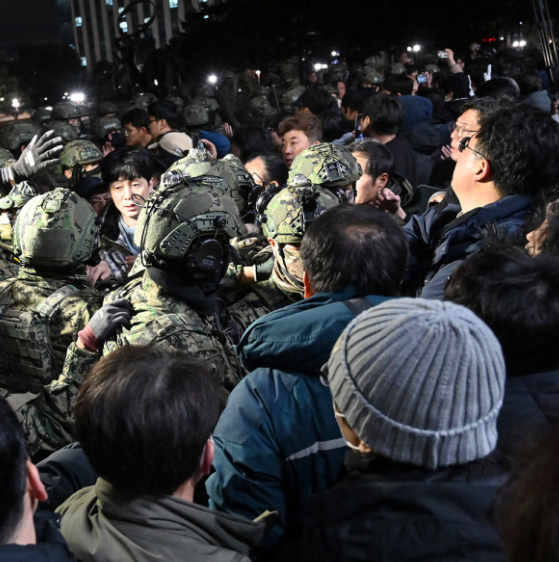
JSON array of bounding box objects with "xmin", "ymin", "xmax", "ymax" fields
[
  {"xmin": 288, "ymin": 143, "xmax": 363, "ymax": 188},
  {"xmin": 0, "ymin": 121, "xmax": 43, "ymax": 153},
  {"xmin": 7, "ymin": 342, "xmax": 98, "ymax": 459},
  {"xmin": 0, "ymin": 267, "xmax": 101, "ymax": 378},
  {"xmin": 358, "ymin": 66, "xmax": 383, "ymax": 85},
  {"xmin": 0, "ymin": 252, "xmax": 19, "ymax": 282},
  {"xmin": 60, "ymin": 139, "xmax": 103, "ymax": 169},
  {"xmin": 227, "ymin": 249, "xmax": 304, "ymax": 333},
  {"xmin": 103, "ymin": 269, "xmax": 244, "ymax": 391}
]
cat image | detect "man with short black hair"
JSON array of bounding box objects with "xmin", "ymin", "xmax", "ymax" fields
[
  {"xmin": 0, "ymin": 397, "xmax": 73, "ymax": 560},
  {"xmin": 147, "ymin": 100, "xmax": 193, "ymax": 168},
  {"xmin": 445, "ymin": 246, "xmax": 559, "ymax": 458},
  {"xmin": 57, "ymin": 346, "xmax": 272, "ymax": 562},
  {"xmin": 383, "ymin": 73, "xmax": 414, "ymax": 96},
  {"xmin": 122, "ymin": 107, "xmax": 153, "ymax": 148},
  {"xmin": 362, "ymin": 94, "xmax": 419, "ymax": 187},
  {"xmin": 207, "ymin": 204, "xmax": 408, "ymax": 554},
  {"xmin": 404, "ymin": 103, "xmax": 559, "ymax": 299}
]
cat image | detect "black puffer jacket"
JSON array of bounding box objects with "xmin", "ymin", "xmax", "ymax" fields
[
  {"xmin": 275, "ymin": 452, "xmax": 509, "ymax": 562},
  {"xmin": 497, "ymin": 369, "xmax": 559, "ymax": 459}
]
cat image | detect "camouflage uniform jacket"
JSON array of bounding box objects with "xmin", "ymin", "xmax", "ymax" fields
[
  {"xmin": 103, "ymin": 269, "xmax": 245, "ymax": 391},
  {"xmin": 0, "ymin": 268, "xmax": 102, "ymax": 459},
  {"xmin": 0, "ymin": 267, "xmax": 101, "ymax": 376},
  {"xmin": 227, "ymin": 272, "xmax": 302, "ymax": 333},
  {"xmin": 0, "ymin": 244, "xmax": 19, "ymax": 282}
]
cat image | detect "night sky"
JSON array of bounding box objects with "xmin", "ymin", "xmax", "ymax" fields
[{"xmin": 0, "ymin": 0, "xmax": 59, "ymax": 48}]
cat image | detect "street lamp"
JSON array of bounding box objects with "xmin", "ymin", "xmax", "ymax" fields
[
  {"xmin": 70, "ymin": 92, "xmax": 85, "ymax": 103},
  {"xmin": 413, "ymin": 44, "xmax": 421, "ymax": 52},
  {"xmin": 208, "ymin": 74, "xmax": 217, "ymax": 84}
]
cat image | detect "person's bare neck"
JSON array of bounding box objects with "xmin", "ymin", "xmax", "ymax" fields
[
  {"xmin": 173, "ymin": 479, "xmax": 197, "ymax": 503},
  {"xmin": 9, "ymin": 498, "xmax": 37, "ymax": 546},
  {"xmin": 368, "ymin": 131, "xmax": 396, "ymax": 144},
  {"xmin": 457, "ymin": 183, "xmax": 502, "ymax": 214}
]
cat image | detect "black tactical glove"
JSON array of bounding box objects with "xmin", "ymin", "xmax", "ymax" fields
[
  {"xmin": 1, "ymin": 130, "xmax": 64, "ymax": 186},
  {"xmin": 78, "ymin": 298, "xmax": 132, "ymax": 352}
]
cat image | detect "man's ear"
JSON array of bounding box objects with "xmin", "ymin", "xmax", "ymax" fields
[
  {"xmin": 361, "ymin": 116, "xmax": 371, "ymax": 132},
  {"xmin": 148, "ymin": 177, "xmax": 155, "ymax": 193},
  {"xmin": 312, "ymin": 140, "xmax": 321, "ymax": 146},
  {"xmin": 303, "ymin": 270, "xmax": 315, "ymax": 299},
  {"xmin": 473, "ymin": 157, "xmax": 492, "ymax": 183},
  {"xmin": 377, "ymin": 172, "xmax": 389, "ymax": 190},
  {"xmin": 27, "ymin": 461, "xmax": 47, "ymax": 505},
  {"xmin": 200, "ymin": 438, "xmax": 214, "ymax": 476}
]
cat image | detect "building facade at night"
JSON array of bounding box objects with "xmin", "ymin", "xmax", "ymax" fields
[{"xmin": 59, "ymin": 0, "xmax": 213, "ymax": 68}]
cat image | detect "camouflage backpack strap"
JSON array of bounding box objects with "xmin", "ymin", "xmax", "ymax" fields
[
  {"xmin": 0, "ymin": 284, "xmax": 80, "ymax": 394},
  {"xmin": 250, "ymin": 279, "xmax": 293, "ymax": 310},
  {"xmin": 128, "ymin": 313, "xmax": 207, "ymax": 346},
  {"xmin": 32, "ymin": 284, "xmax": 80, "ymax": 317}
]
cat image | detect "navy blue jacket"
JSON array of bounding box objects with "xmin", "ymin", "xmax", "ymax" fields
[
  {"xmin": 404, "ymin": 195, "xmax": 532, "ymax": 299},
  {"xmin": 206, "ymin": 288, "xmax": 394, "ymax": 551}
]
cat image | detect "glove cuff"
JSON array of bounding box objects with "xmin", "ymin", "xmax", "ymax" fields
[{"xmin": 78, "ymin": 324, "xmax": 99, "ymax": 352}]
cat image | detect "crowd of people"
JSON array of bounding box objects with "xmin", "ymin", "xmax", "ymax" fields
[{"xmin": 0, "ymin": 42, "xmax": 559, "ymax": 562}]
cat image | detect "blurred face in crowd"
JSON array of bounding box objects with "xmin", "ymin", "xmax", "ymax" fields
[
  {"xmin": 450, "ymin": 109, "xmax": 480, "ymax": 161},
  {"xmin": 245, "ymin": 156, "xmax": 268, "ymax": 187},
  {"xmin": 526, "ymin": 200, "xmax": 559, "ymax": 256},
  {"xmin": 352, "ymin": 151, "xmax": 389, "ymax": 205},
  {"xmin": 281, "ymin": 129, "xmax": 316, "ymax": 168},
  {"xmin": 109, "ymin": 176, "xmax": 153, "ymax": 227},
  {"xmin": 124, "ymin": 122, "xmax": 152, "ymax": 148},
  {"xmin": 88, "ymin": 192, "xmax": 112, "ymax": 216},
  {"xmin": 450, "ymin": 135, "xmax": 487, "ymax": 204},
  {"xmin": 337, "ymin": 81, "xmax": 346, "ymax": 100}
]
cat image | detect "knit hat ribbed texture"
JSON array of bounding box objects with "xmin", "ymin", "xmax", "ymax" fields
[{"xmin": 327, "ymin": 298, "xmax": 506, "ymax": 469}]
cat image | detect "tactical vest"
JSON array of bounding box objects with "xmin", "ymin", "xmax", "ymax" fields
[{"xmin": 0, "ymin": 284, "xmax": 80, "ymax": 393}]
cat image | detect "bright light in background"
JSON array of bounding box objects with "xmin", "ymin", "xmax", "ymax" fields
[
  {"xmin": 255, "ymin": 70, "xmax": 261, "ymax": 75},
  {"xmin": 407, "ymin": 46, "xmax": 412, "ymax": 51},
  {"xmin": 203, "ymin": 15, "xmax": 209, "ymax": 18},
  {"xmin": 70, "ymin": 92, "xmax": 85, "ymax": 103},
  {"xmin": 46, "ymin": 106, "xmax": 53, "ymax": 111},
  {"xmin": 413, "ymin": 44, "xmax": 421, "ymax": 52},
  {"xmin": 331, "ymin": 50, "xmax": 339, "ymax": 56},
  {"xmin": 314, "ymin": 63, "xmax": 322, "ymax": 71},
  {"xmin": 154, "ymin": 79, "xmax": 159, "ymax": 86},
  {"xmin": 208, "ymin": 74, "xmax": 217, "ymax": 84},
  {"xmin": 519, "ymin": 40, "xmax": 526, "ymax": 47},
  {"xmin": 513, "ymin": 41, "xmax": 519, "ymax": 47},
  {"xmin": 11, "ymin": 98, "xmax": 19, "ymax": 109}
]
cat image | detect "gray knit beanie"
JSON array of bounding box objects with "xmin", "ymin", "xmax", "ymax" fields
[{"xmin": 327, "ymin": 298, "xmax": 506, "ymax": 469}]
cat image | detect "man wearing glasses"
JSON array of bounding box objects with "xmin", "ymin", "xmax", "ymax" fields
[{"xmin": 402, "ymin": 101, "xmax": 559, "ymax": 299}]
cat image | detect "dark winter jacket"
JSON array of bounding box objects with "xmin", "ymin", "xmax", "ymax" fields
[
  {"xmin": 0, "ymin": 511, "xmax": 74, "ymax": 562},
  {"xmin": 404, "ymin": 195, "xmax": 533, "ymax": 299},
  {"xmin": 497, "ymin": 369, "xmax": 559, "ymax": 459},
  {"xmin": 275, "ymin": 452, "xmax": 509, "ymax": 562},
  {"xmin": 206, "ymin": 288, "xmax": 395, "ymax": 552}
]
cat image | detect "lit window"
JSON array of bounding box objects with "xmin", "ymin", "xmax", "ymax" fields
[
  {"xmin": 81, "ymin": 57, "xmax": 87, "ymax": 67},
  {"xmin": 204, "ymin": 14, "xmax": 209, "ymax": 18},
  {"xmin": 118, "ymin": 7, "xmax": 124, "ymax": 12},
  {"xmin": 119, "ymin": 21, "xmax": 128, "ymax": 32},
  {"xmin": 144, "ymin": 17, "xmax": 151, "ymax": 23},
  {"xmin": 169, "ymin": 0, "xmax": 178, "ymax": 7},
  {"xmin": 75, "ymin": 16, "xmax": 82, "ymax": 26},
  {"xmin": 106, "ymin": 0, "xmax": 113, "ymax": 5}
]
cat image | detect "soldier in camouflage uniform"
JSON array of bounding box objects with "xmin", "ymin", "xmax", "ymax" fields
[
  {"xmin": 60, "ymin": 139, "xmax": 103, "ymax": 187},
  {"xmin": 0, "ymin": 181, "xmax": 39, "ymax": 281},
  {"xmin": 0, "ymin": 188, "xmax": 103, "ymax": 458},
  {"xmin": 51, "ymin": 101, "xmax": 83, "ymax": 136},
  {"xmin": 226, "ymin": 143, "xmax": 363, "ymax": 332},
  {"xmin": 72, "ymin": 161, "xmax": 246, "ymax": 396}
]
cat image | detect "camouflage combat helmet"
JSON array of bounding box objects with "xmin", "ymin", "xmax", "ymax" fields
[
  {"xmin": 45, "ymin": 120, "xmax": 78, "ymax": 143},
  {"xmin": 32, "ymin": 107, "xmax": 52, "ymax": 126},
  {"xmin": 288, "ymin": 143, "xmax": 362, "ymax": 191},
  {"xmin": 249, "ymin": 96, "xmax": 275, "ymax": 119},
  {"xmin": 60, "ymin": 139, "xmax": 103, "ymax": 170},
  {"xmin": 134, "ymin": 169, "xmax": 242, "ymax": 272},
  {"xmin": 328, "ymin": 62, "xmax": 348, "ymax": 82},
  {"xmin": 97, "ymin": 101, "xmax": 118, "ymax": 116},
  {"xmin": 259, "ymin": 175, "xmax": 341, "ymax": 244},
  {"xmin": 13, "ymin": 188, "xmax": 99, "ymax": 268},
  {"xmin": 358, "ymin": 66, "xmax": 383, "ymax": 85},
  {"xmin": 51, "ymin": 102, "xmax": 81, "ymax": 122},
  {"xmin": 423, "ymin": 63, "xmax": 440, "ymax": 74},
  {"xmin": 133, "ymin": 93, "xmax": 158, "ymax": 109},
  {"xmin": 0, "ymin": 121, "xmax": 43, "ymax": 153},
  {"xmin": 0, "ymin": 148, "xmax": 15, "ymax": 168},
  {"xmin": 183, "ymin": 103, "xmax": 209, "ymax": 128},
  {"xmin": 191, "ymin": 96, "xmax": 220, "ymax": 113},
  {"xmin": 196, "ymin": 84, "xmax": 215, "ymax": 98},
  {"xmin": 281, "ymin": 85, "xmax": 306, "ymax": 107},
  {"xmin": 386, "ymin": 63, "xmax": 407, "ymax": 75},
  {"xmin": 93, "ymin": 116, "xmax": 122, "ymax": 141},
  {"xmin": 219, "ymin": 154, "xmax": 259, "ymax": 215},
  {"xmin": 166, "ymin": 96, "xmax": 185, "ymax": 108},
  {"xmin": 0, "ymin": 181, "xmax": 39, "ymax": 213}
]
